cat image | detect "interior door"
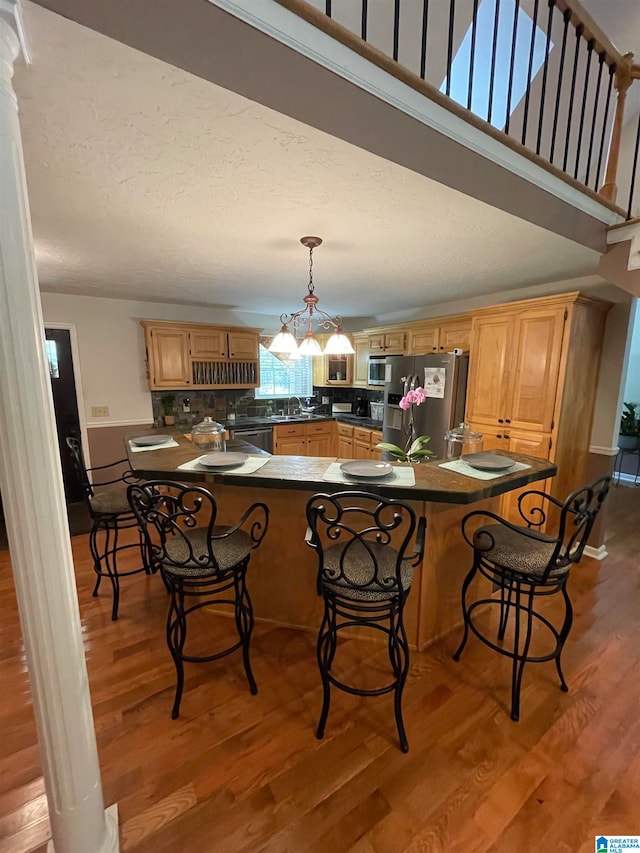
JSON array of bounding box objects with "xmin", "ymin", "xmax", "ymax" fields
[{"xmin": 45, "ymin": 328, "xmax": 84, "ymax": 502}]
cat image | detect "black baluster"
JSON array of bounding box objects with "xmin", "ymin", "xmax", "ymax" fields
[
  {"xmin": 393, "ymin": 0, "xmax": 400, "ymax": 62},
  {"xmin": 574, "ymin": 38, "xmax": 595, "ymax": 179},
  {"xmin": 595, "ymin": 63, "xmax": 616, "ymax": 190},
  {"xmin": 361, "ymin": 0, "xmax": 368, "ymax": 41},
  {"xmin": 626, "ymin": 111, "xmax": 640, "ymax": 219},
  {"xmin": 536, "ymin": 0, "xmax": 556, "ymax": 156},
  {"xmin": 585, "ymin": 52, "xmax": 606, "ymax": 187},
  {"xmin": 550, "ymin": 9, "xmax": 572, "ymax": 164},
  {"xmin": 488, "ymin": 0, "xmax": 501, "ymax": 124},
  {"xmin": 446, "ymin": 0, "xmax": 455, "ymax": 97},
  {"xmin": 420, "ymin": 0, "xmax": 429, "ymax": 80},
  {"xmin": 504, "ymin": 0, "xmax": 520, "ymax": 133},
  {"xmin": 325, "ymin": 0, "xmax": 331, "ymax": 16},
  {"xmin": 562, "ymin": 24, "xmax": 584, "ymax": 172},
  {"xmin": 521, "ymin": 0, "xmax": 540, "ymax": 145},
  {"xmin": 467, "ymin": 0, "xmax": 479, "ymax": 109}
]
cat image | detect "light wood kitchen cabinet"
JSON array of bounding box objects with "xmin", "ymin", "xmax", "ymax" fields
[
  {"xmin": 369, "ymin": 330, "xmax": 406, "ymax": 354},
  {"xmin": 141, "ymin": 320, "xmax": 260, "ymax": 390},
  {"xmin": 352, "ymin": 334, "xmax": 370, "ymax": 388},
  {"xmin": 337, "ymin": 422, "xmax": 354, "ymax": 457},
  {"xmin": 273, "ymin": 420, "xmax": 334, "ymax": 456},
  {"xmin": 145, "ymin": 326, "xmax": 191, "ymax": 388},
  {"xmin": 465, "ymin": 292, "xmax": 609, "ymax": 510},
  {"xmin": 351, "ymin": 426, "xmax": 383, "ymax": 460},
  {"xmin": 312, "ymin": 336, "xmax": 354, "ymax": 387},
  {"xmin": 406, "ymin": 315, "xmax": 471, "ymax": 355}
]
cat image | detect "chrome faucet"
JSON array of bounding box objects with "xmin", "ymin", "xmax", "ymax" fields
[{"xmin": 287, "ymin": 396, "xmax": 302, "ymax": 415}]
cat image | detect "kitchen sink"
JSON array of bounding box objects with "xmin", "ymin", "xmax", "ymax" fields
[{"xmin": 268, "ymin": 414, "xmax": 324, "ymax": 422}]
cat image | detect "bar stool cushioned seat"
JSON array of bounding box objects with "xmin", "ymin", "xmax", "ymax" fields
[
  {"xmin": 454, "ymin": 476, "xmax": 611, "ymax": 721},
  {"xmin": 306, "ymin": 491, "xmax": 426, "ymax": 752},
  {"xmin": 128, "ymin": 480, "xmax": 269, "ymax": 719}
]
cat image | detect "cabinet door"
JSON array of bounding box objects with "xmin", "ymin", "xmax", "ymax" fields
[
  {"xmin": 353, "ymin": 439, "xmax": 371, "ymax": 459},
  {"xmin": 190, "ymin": 329, "xmax": 227, "ymax": 359},
  {"xmin": 506, "ymin": 307, "xmax": 565, "ymax": 433},
  {"xmin": 384, "ymin": 331, "xmax": 406, "ymax": 354},
  {"xmin": 273, "ymin": 424, "xmax": 306, "ymax": 456},
  {"xmin": 467, "ymin": 423, "xmax": 507, "ymax": 453},
  {"xmin": 437, "ymin": 319, "xmax": 471, "ymax": 352},
  {"xmin": 353, "ymin": 335, "xmax": 369, "ymax": 387},
  {"xmin": 500, "ymin": 429, "xmax": 552, "ymax": 526},
  {"xmin": 307, "ymin": 434, "xmax": 332, "ymax": 456},
  {"xmin": 326, "ymin": 354, "xmax": 352, "ymax": 384},
  {"xmin": 337, "ymin": 436, "xmax": 353, "ymax": 458},
  {"xmin": 370, "ymin": 431, "xmax": 383, "ymax": 459},
  {"xmin": 369, "ymin": 333, "xmax": 386, "ymax": 354},
  {"xmin": 148, "ymin": 327, "xmax": 191, "ymax": 388},
  {"xmin": 227, "ymin": 331, "xmax": 258, "ymax": 360},
  {"xmin": 465, "ymin": 315, "xmax": 513, "ymax": 426},
  {"xmin": 408, "ymin": 325, "xmax": 439, "ymax": 354}
]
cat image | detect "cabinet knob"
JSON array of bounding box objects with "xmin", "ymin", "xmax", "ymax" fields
[
  {"xmin": 497, "ymin": 434, "xmax": 502, "ymax": 439},
  {"xmin": 498, "ymin": 418, "xmax": 504, "ymax": 424},
  {"xmin": 505, "ymin": 418, "xmax": 511, "ymax": 424},
  {"xmin": 432, "ymin": 346, "xmax": 436, "ymax": 351},
  {"xmin": 504, "ymin": 434, "xmax": 510, "ymax": 439}
]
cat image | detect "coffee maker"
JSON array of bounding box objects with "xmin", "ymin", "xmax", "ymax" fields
[{"xmin": 355, "ymin": 398, "xmax": 368, "ymax": 417}]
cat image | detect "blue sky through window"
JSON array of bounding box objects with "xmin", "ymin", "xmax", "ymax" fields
[{"xmin": 441, "ymin": 0, "xmax": 552, "ymax": 130}]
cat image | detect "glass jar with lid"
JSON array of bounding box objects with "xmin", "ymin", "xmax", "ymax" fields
[
  {"xmin": 444, "ymin": 422, "xmax": 483, "ymax": 460},
  {"xmin": 191, "ymin": 417, "xmax": 226, "ymax": 453}
]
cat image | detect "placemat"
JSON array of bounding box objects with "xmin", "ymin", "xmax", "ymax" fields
[
  {"xmin": 129, "ymin": 439, "xmax": 179, "ymax": 453},
  {"xmin": 438, "ymin": 459, "xmax": 531, "ymax": 480},
  {"xmin": 322, "ymin": 462, "xmax": 416, "ymax": 487},
  {"xmin": 177, "ymin": 456, "xmax": 272, "ymax": 475}
]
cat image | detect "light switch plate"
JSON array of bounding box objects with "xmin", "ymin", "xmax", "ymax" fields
[{"xmin": 91, "ymin": 406, "xmax": 109, "ymax": 417}]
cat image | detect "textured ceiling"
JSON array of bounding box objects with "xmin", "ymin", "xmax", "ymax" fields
[{"xmin": 13, "ymin": 1, "xmax": 602, "ymax": 323}]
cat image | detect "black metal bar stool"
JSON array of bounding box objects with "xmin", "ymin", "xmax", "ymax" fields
[
  {"xmin": 305, "ymin": 491, "xmax": 426, "ymax": 752},
  {"xmin": 453, "ymin": 476, "xmax": 611, "ymax": 721},
  {"xmin": 66, "ymin": 436, "xmax": 150, "ymax": 620},
  {"xmin": 128, "ymin": 480, "xmax": 269, "ymax": 719}
]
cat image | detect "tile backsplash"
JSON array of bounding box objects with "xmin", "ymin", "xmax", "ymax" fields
[{"xmin": 151, "ymin": 386, "xmax": 384, "ymax": 426}]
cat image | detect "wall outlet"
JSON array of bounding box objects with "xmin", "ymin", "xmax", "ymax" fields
[
  {"xmin": 91, "ymin": 406, "xmax": 109, "ymax": 418},
  {"xmin": 322, "ymin": 396, "xmax": 330, "ymax": 405}
]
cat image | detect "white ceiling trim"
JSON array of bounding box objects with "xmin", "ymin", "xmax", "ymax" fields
[{"xmin": 209, "ymin": 0, "xmax": 623, "ymax": 227}]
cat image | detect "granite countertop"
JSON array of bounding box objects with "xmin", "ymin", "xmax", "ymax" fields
[
  {"xmin": 125, "ymin": 430, "xmax": 556, "ymax": 504},
  {"xmin": 185, "ymin": 414, "xmax": 384, "ymax": 431}
]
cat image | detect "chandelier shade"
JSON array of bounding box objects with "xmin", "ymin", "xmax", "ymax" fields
[{"xmin": 267, "ymin": 237, "xmax": 353, "ymax": 357}]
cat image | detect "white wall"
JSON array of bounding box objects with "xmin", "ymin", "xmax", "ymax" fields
[
  {"xmin": 621, "ymin": 298, "xmax": 640, "ymax": 404},
  {"xmin": 40, "ymin": 292, "xmax": 271, "ymax": 426}
]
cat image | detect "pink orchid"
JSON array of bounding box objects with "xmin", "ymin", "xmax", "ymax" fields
[{"xmin": 399, "ymin": 387, "xmax": 426, "ymax": 409}]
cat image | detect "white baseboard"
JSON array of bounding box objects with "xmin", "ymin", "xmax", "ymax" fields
[
  {"xmin": 583, "ymin": 544, "xmax": 608, "ymax": 561},
  {"xmin": 615, "ymin": 472, "xmax": 640, "ymax": 485}
]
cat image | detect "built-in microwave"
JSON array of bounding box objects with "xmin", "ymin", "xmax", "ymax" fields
[{"xmin": 368, "ymin": 357, "xmax": 386, "ymax": 386}]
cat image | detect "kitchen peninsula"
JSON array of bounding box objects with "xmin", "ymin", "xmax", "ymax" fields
[{"xmin": 126, "ymin": 432, "xmax": 556, "ymax": 650}]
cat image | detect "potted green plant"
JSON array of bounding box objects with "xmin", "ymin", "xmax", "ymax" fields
[
  {"xmin": 619, "ymin": 402, "xmax": 640, "ymax": 450},
  {"xmin": 161, "ymin": 393, "xmax": 176, "ymax": 426}
]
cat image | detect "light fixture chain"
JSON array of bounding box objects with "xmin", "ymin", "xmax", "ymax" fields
[{"xmin": 308, "ymin": 245, "xmax": 314, "ymax": 295}]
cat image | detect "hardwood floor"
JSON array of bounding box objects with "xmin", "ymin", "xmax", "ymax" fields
[{"xmin": 0, "ymin": 484, "xmax": 639, "ymax": 852}]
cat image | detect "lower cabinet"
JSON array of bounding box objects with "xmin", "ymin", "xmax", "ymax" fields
[
  {"xmin": 469, "ymin": 422, "xmax": 552, "ymax": 525},
  {"xmin": 339, "ymin": 424, "xmax": 383, "ymax": 460},
  {"xmin": 273, "ymin": 420, "xmax": 334, "ymax": 456}
]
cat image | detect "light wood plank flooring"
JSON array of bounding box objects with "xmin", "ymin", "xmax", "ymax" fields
[{"xmin": 0, "ymin": 484, "xmax": 639, "ymax": 852}]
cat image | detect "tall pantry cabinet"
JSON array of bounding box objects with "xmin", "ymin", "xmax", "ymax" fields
[{"xmin": 465, "ymin": 292, "xmax": 610, "ymax": 524}]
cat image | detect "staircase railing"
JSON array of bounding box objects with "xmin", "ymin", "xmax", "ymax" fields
[{"xmin": 275, "ymin": 0, "xmax": 640, "ymax": 219}]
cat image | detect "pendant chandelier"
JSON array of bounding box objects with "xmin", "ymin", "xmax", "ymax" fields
[{"xmin": 268, "ymin": 236, "xmax": 354, "ymax": 357}]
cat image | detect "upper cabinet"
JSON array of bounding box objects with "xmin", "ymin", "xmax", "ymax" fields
[
  {"xmin": 312, "ymin": 335, "xmax": 354, "ymax": 386},
  {"xmin": 368, "ymin": 330, "xmax": 406, "ymax": 354},
  {"xmin": 352, "ymin": 333, "xmax": 370, "ymax": 388},
  {"xmin": 141, "ymin": 321, "xmax": 261, "ymax": 390},
  {"xmin": 406, "ymin": 315, "xmax": 471, "ymax": 355},
  {"xmin": 465, "ymin": 292, "xmax": 610, "ymax": 510}
]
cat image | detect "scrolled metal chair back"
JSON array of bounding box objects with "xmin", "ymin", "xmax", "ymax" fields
[
  {"xmin": 306, "ymin": 491, "xmax": 417, "ymax": 596},
  {"xmin": 128, "ymin": 480, "xmax": 221, "ymax": 573},
  {"xmin": 65, "ymin": 435, "xmax": 94, "ymax": 500},
  {"xmin": 556, "ymin": 475, "xmax": 611, "ymax": 566}
]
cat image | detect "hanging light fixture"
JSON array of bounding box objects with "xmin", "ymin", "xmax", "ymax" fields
[{"xmin": 268, "ymin": 236, "xmax": 354, "ymax": 357}]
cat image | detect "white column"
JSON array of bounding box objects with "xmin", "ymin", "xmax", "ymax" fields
[{"xmin": 0, "ymin": 3, "xmax": 118, "ymax": 852}]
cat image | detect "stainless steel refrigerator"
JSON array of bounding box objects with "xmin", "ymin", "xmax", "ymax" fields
[{"xmin": 382, "ymin": 353, "xmax": 469, "ymax": 461}]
